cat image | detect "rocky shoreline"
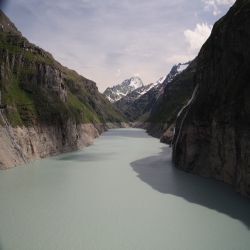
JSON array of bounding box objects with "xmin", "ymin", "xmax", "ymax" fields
[{"xmin": 0, "ymin": 122, "xmax": 129, "ymax": 169}]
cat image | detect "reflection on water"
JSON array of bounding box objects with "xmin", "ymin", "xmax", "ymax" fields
[{"xmin": 0, "ymin": 128, "xmax": 249, "ymax": 250}]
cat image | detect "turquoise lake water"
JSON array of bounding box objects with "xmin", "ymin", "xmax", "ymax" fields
[{"xmin": 0, "ymin": 128, "xmax": 250, "ymax": 250}]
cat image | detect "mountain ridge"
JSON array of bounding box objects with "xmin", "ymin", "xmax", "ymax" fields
[
  {"xmin": 114, "ymin": 62, "xmax": 192, "ymax": 123},
  {"xmin": 0, "ymin": 10, "xmax": 126, "ymax": 169},
  {"xmin": 103, "ymin": 76, "xmax": 144, "ymax": 103}
]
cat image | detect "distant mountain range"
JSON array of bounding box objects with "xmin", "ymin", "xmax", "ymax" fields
[
  {"xmin": 104, "ymin": 62, "xmax": 190, "ymax": 105},
  {"xmin": 104, "ymin": 62, "xmax": 191, "ymax": 121}
]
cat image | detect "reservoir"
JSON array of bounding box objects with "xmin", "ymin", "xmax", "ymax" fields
[{"xmin": 0, "ymin": 128, "xmax": 250, "ymax": 250}]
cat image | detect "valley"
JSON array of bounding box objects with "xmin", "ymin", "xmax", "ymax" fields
[{"xmin": 1, "ymin": 1, "xmax": 250, "ymax": 249}]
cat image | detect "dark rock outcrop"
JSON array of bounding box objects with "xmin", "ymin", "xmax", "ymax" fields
[
  {"xmin": 146, "ymin": 60, "xmax": 196, "ymax": 142},
  {"xmin": 173, "ymin": 0, "xmax": 250, "ymax": 197}
]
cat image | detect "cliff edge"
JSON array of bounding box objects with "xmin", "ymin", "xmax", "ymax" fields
[{"xmin": 173, "ymin": 0, "xmax": 250, "ymax": 197}]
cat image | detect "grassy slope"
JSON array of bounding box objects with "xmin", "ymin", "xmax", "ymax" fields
[{"xmin": 0, "ymin": 12, "xmax": 125, "ymax": 127}]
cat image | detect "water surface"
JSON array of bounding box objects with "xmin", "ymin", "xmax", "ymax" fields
[{"xmin": 0, "ymin": 128, "xmax": 250, "ymax": 250}]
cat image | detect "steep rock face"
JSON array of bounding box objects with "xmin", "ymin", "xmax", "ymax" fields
[
  {"xmin": 146, "ymin": 60, "xmax": 196, "ymax": 141},
  {"xmin": 0, "ymin": 123, "xmax": 104, "ymax": 169},
  {"xmin": 173, "ymin": 0, "xmax": 250, "ymax": 197},
  {"xmin": 0, "ymin": 11, "xmax": 125, "ymax": 168}
]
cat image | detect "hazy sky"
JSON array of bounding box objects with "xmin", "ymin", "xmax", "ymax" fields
[{"xmin": 3, "ymin": 0, "xmax": 235, "ymax": 91}]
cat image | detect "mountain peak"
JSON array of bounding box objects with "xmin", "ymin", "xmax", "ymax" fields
[
  {"xmin": 164, "ymin": 61, "xmax": 191, "ymax": 84},
  {"xmin": 128, "ymin": 76, "xmax": 144, "ymax": 89},
  {"xmin": 104, "ymin": 76, "xmax": 144, "ymax": 103}
]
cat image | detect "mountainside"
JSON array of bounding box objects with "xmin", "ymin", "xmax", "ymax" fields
[
  {"xmin": 172, "ymin": 0, "xmax": 250, "ymax": 197},
  {"xmin": 115, "ymin": 80, "xmax": 161, "ymax": 121},
  {"xmin": 115, "ymin": 62, "xmax": 191, "ymax": 122},
  {"xmin": 0, "ymin": 10, "xmax": 126, "ymax": 168},
  {"xmin": 103, "ymin": 76, "xmax": 143, "ymax": 103},
  {"xmin": 146, "ymin": 60, "xmax": 196, "ymax": 141},
  {"xmin": 163, "ymin": 62, "xmax": 190, "ymax": 85}
]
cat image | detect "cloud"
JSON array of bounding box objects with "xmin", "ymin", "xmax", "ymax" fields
[
  {"xmin": 203, "ymin": 0, "xmax": 235, "ymax": 15},
  {"xmin": 4, "ymin": 0, "xmax": 232, "ymax": 91},
  {"xmin": 184, "ymin": 23, "xmax": 212, "ymax": 53}
]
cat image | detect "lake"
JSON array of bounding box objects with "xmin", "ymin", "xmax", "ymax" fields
[{"xmin": 0, "ymin": 128, "xmax": 250, "ymax": 250}]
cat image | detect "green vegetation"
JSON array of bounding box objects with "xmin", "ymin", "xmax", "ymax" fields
[
  {"xmin": 0, "ymin": 25, "xmax": 125, "ymax": 127},
  {"xmin": 67, "ymin": 91, "xmax": 100, "ymax": 123},
  {"xmin": 0, "ymin": 32, "xmax": 55, "ymax": 66},
  {"xmin": 2, "ymin": 76, "xmax": 36, "ymax": 127}
]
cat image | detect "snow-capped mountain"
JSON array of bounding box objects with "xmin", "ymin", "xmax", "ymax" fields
[
  {"xmin": 164, "ymin": 62, "xmax": 190, "ymax": 84},
  {"xmin": 118, "ymin": 83, "xmax": 155, "ymax": 103},
  {"xmin": 104, "ymin": 62, "xmax": 190, "ymax": 104},
  {"xmin": 103, "ymin": 77, "xmax": 144, "ymax": 103},
  {"xmin": 114, "ymin": 61, "xmax": 191, "ymax": 121},
  {"xmin": 152, "ymin": 62, "xmax": 191, "ymax": 97}
]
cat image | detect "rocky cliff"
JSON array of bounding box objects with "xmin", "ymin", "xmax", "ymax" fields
[
  {"xmin": 146, "ymin": 60, "xmax": 196, "ymax": 142},
  {"xmin": 0, "ymin": 11, "xmax": 125, "ymax": 168},
  {"xmin": 173, "ymin": 0, "xmax": 250, "ymax": 197}
]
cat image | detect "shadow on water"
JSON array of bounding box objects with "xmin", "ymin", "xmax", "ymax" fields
[{"xmin": 131, "ymin": 146, "xmax": 250, "ymax": 229}]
